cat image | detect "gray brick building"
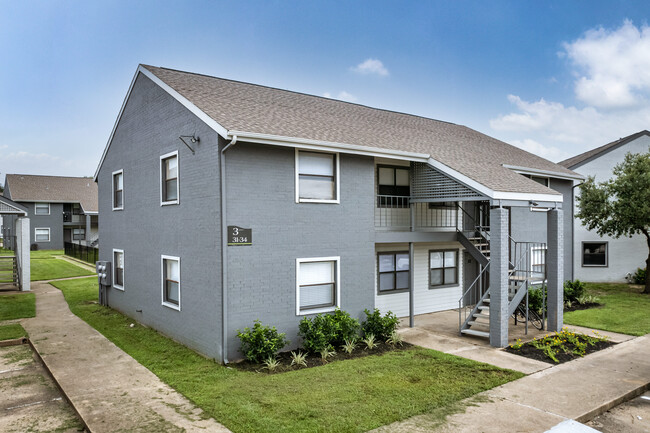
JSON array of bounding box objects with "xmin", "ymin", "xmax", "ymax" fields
[{"xmin": 94, "ymin": 65, "xmax": 584, "ymax": 362}]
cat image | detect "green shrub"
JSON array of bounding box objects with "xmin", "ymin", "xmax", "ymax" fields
[
  {"xmin": 362, "ymin": 308, "xmax": 399, "ymax": 341},
  {"xmin": 528, "ymin": 285, "xmax": 547, "ymax": 314},
  {"xmin": 298, "ymin": 309, "xmax": 361, "ymax": 353},
  {"xmin": 633, "ymin": 267, "xmax": 647, "ymax": 285},
  {"xmin": 236, "ymin": 320, "xmax": 288, "ymax": 363},
  {"xmin": 564, "ymin": 280, "xmax": 586, "ymax": 304}
]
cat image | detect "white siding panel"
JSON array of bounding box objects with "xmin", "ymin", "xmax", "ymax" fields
[{"xmin": 374, "ymin": 242, "xmax": 464, "ymax": 317}]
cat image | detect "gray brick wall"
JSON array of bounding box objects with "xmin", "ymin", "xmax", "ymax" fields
[
  {"xmin": 97, "ymin": 73, "xmax": 223, "ymax": 359},
  {"xmin": 2, "ymin": 202, "xmax": 64, "ymax": 250},
  {"xmin": 225, "ymin": 142, "xmax": 376, "ymax": 358},
  {"xmin": 546, "ymin": 208, "xmax": 564, "ymax": 331},
  {"xmin": 489, "ymin": 207, "xmax": 509, "ymax": 347}
]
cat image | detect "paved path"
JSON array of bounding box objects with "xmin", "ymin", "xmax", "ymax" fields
[
  {"xmin": 373, "ymin": 334, "xmax": 650, "ymax": 433},
  {"xmin": 21, "ymin": 281, "xmax": 230, "ymax": 433}
]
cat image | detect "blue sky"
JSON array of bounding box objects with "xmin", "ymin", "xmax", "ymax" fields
[{"xmin": 2, "ymin": 1, "xmax": 650, "ymax": 178}]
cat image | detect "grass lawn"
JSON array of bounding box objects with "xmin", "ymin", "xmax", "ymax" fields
[
  {"xmin": 0, "ymin": 323, "xmax": 28, "ymax": 340},
  {"xmin": 565, "ymin": 283, "xmax": 650, "ymax": 336},
  {"xmin": 0, "ymin": 247, "xmax": 13, "ymax": 255},
  {"xmin": 52, "ymin": 277, "xmax": 523, "ymax": 433},
  {"xmin": 0, "ymin": 292, "xmax": 35, "ymax": 320},
  {"xmin": 31, "ymin": 249, "xmax": 95, "ymax": 281}
]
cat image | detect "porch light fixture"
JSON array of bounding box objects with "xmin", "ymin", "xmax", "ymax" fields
[
  {"xmin": 529, "ymin": 200, "xmax": 539, "ymax": 207},
  {"xmin": 179, "ymin": 135, "xmax": 200, "ymax": 154}
]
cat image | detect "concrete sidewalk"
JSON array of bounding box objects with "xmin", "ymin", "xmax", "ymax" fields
[
  {"xmin": 21, "ymin": 281, "xmax": 230, "ymax": 433},
  {"xmin": 373, "ymin": 333, "xmax": 650, "ymax": 433}
]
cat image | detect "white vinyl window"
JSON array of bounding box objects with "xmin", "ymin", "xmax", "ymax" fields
[
  {"xmin": 112, "ymin": 169, "xmax": 124, "ymax": 210},
  {"xmin": 113, "ymin": 249, "xmax": 124, "ymax": 290},
  {"xmin": 429, "ymin": 250, "xmax": 458, "ymax": 288},
  {"xmin": 296, "ymin": 257, "xmax": 340, "ymax": 315},
  {"xmin": 161, "ymin": 255, "xmax": 180, "ymax": 310},
  {"xmin": 378, "ymin": 252, "xmax": 410, "ymax": 293},
  {"xmin": 35, "ymin": 228, "xmax": 50, "ymax": 242},
  {"xmin": 34, "ymin": 202, "xmax": 50, "ymax": 215},
  {"xmin": 295, "ymin": 149, "xmax": 340, "ymax": 203},
  {"xmin": 160, "ymin": 151, "xmax": 179, "ymax": 205}
]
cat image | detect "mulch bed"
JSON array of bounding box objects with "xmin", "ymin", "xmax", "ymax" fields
[
  {"xmin": 505, "ymin": 339, "xmax": 615, "ymax": 364},
  {"xmin": 232, "ymin": 342, "xmax": 414, "ymax": 374},
  {"xmin": 564, "ymin": 302, "xmax": 601, "ymax": 312}
]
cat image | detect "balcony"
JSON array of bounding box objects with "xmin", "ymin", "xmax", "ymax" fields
[
  {"xmin": 374, "ymin": 195, "xmax": 458, "ymax": 231},
  {"xmin": 63, "ymin": 212, "xmax": 84, "ymax": 224}
]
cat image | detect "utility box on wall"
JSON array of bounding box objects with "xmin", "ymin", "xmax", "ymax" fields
[{"xmin": 96, "ymin": 261, "xmax": 112, "ymax": 286}]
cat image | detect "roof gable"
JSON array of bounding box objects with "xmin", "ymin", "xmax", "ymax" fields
[
  {"xmin": 5, "ymin": 174, "xmax": 98, "ymax": 213},
  {"xmin": 559, "ymin": 130, "xmax": 650, "ymax": 169}
]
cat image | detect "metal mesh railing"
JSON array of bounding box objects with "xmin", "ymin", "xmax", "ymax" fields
[{"xmin": 65, "ymin": 242, "xmax": 98, "ymax": 264}]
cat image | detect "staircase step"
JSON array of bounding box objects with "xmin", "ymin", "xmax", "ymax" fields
[
  {"xmin": 461, "ymin": 329, "xmax": 490, "ymax": 338},
  {"xmin": 478, "ymin": 305, "xmax": 490, "ymax": 311},
  {"xmin": 473, "ymin": 312, "xmax": 490, "ymax": 319},
  {"xmin": 467, "ymin": 320, "xmax": 489, "ymax": 327}
]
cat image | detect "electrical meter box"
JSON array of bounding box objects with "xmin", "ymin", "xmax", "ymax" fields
[{"xmin": 96, "ymin": 261, "xmax": 112, "ymax": 286}]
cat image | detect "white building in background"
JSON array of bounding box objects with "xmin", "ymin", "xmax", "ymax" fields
[{"xmin": 560, "ymin": 130, "xmax": 650, "ymax": 283}]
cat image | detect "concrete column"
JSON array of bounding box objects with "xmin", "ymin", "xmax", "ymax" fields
[
  {"xmin": 15, "ymin": 217, "xmax": 30, "ymax": 291},
  {"xmin": 547, "ymin": 208, "xmax": 563, "ymax": 331},
  {"xmin": 489, "ymin": 206, "xmax": 509, "ymax": 347}
]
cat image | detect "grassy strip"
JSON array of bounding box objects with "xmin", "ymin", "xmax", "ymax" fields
[
  {"xmin": 0, "ymin": 292, "xmax": 35, "ymax": 320},
  {"xmin": 30, "ymin": 249, "xmax": 94, "ymax": 281},
  {"xmin": 0, "ymin": 323, "xmax": 28, "ymax": 340},
  {"xmin": 564, "ymin": 283, "xmax": 650, "ymax": 336},
  {"xmin": 52, "ymin": 277, "xmax": 523, "ymax": 433}
]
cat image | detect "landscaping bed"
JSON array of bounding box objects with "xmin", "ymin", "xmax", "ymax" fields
[
  {"xmin": 506, "ymin": 328, "xmax": 614, "ymax": 364},
  {"xmin": 564, "ymin": 302, "xmax": 601, "ymax": 312},
  {"xmin": 233, "ymin": 341, "xmax": 414, "ymax": 373}
]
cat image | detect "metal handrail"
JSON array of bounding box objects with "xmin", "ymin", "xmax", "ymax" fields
[
  {"xmin": 375, "ymin": 195, "xmax": 457, "ymax": 229},
  {"xmin": 458, "ymin": 262, "xmax": 490, "ymax": 331}
]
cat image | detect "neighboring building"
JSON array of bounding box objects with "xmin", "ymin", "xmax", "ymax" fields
[
  {"xmin": 94, "ymin": 65, "xmax": 583, "ymax": 362},
  {"xmin": 2, "ymin": 175, "xmax": 99, "ymax": 250},
  {"xmin": 560, "ymin": 130, "xmax": 650, "ymax": 283}
]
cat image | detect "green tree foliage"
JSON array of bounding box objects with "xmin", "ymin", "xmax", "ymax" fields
[{"xmin": 576, "ymin": 149, "xmax": 650, "ymax": 293}]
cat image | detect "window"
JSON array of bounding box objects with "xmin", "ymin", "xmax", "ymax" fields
[
  {"xmin": 34, "ymin": 202, "xmax": 50, "ymax": 215},
  {"xmin": 530, "ymin": 246, "xmax": 546, "ymax": 279},
  {"xmin": 113, "ymin": 249, "xmax": 124, "ymax": 290},
  {"xmin": 161, "ymin": 256, "xmax": 180, "ymax": 309},
  {"xmin": 72, "ymin": 204, "xmax": 82, "ymax": 215},
  {"xmin": 296, "ymin": 150, "xmax": 339, "ymax": 203},
  {"xmin": 378, "ymin": 252, "xmax": 410, "ymax": 294},
  {"xmin": 296, "ymin": 257, "xmax": 340, "ymax": 314},
  {"xmin": 35, "ymin": 228, "xmax": 50, "ymax": 242},
  {"xmin": 429, "ymin": 250, "xmax": 458, "ymax": 287},
  {"xmin": 160, "ymin": 152, "xmax": 179, "ymax": 205},
  {"xmin": 583, "ymin": 242, "xmax": 607, "ymax": 267},
  {"xmin": 112, "ymin": 170, "xmax": 123, "ymax": 210},
  {"xmin": 72, "ymin": 228, "xmax": 85, "ymax": 240},
  {"xmin": 377, "ymin": 166, "xmax": 410, "ymax": 207}
]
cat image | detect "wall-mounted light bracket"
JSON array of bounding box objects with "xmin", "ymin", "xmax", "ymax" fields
[{"xmin": 179, "ymin": 135, "xmax": 200, "ymax": 154}]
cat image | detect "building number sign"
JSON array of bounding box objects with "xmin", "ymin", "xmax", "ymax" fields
[{"xmin": 228, "ymin": 226, "xmax": 252, "ymax": 246}]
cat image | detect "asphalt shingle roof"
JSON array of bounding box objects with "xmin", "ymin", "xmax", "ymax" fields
[
  {"xmin": 5, "ymin": 174, "xmax": 98, "ymax": 213},
  {"xmin": 559, "ymin": 130, "xmax": 650, "ymax": 169},
  {"xmin": 142, "ymin": 65, "xmax": 581, "ymax": 196}
]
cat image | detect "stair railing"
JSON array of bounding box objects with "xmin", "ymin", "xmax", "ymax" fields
[
  {"xmin": 456, "ymin": 203, "xmax": 490, "ymax": 243},
  {"xmin": 458, "ymin": 263, "xmax": 490, "ymax": 331}
]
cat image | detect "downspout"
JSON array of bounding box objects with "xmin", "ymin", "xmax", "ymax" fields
[{"xmin": 220, "ymin": 135, "xmax": 237, "ymax": 364}]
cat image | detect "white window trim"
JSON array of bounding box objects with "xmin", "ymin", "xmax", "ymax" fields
[
  {"xmin": 295, "ymin": 256, "xmax": 340, "ymax": 316},
  {"xmin": 161, "ymin": 255, "xmax": 181, "ymax": 311},
  {"xmin": 113, "ymin": 248, "xmax": 124, "ymax": 291},
  {"xmin": 112, "ymin": 169, "xmax": 124, "ymax": 211},
  {"xmin": 34, "ymin": 227, "xmax": 50, "ymax": 242},
  {"xmin": 529, "ymin": 246, "xmax": 547, "ymax": 283},
  {"xmin": 295, "ymin": 148, "xmax": 340, "ymax": 204},
  {"xmin": 34, "ymin": 202, "xmax": 50, "ymax": 216},
  {"xmin": 160, "ymin": 151, "xmax": 180, "ymax": 206}
]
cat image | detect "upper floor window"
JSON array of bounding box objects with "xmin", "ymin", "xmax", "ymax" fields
[
  {"xmin": 296, "ymin": 257, "xmax": 340, "ymax": 315},
  {"xmin": 162, "ymin": 255, "xmax": 180, "ymax": 310},
  {"xmin": 377, "ymin": 166, "xmax": 410, "ymax": 208},
  {"xmin": 161, "ymin": 151, "xmax": 179, "ymax": 205},
  {"xmin": 296, "ymin": 150, "xmax": 339, "ymax": 203},
  {"xmin": 112, "ymin": 170, "xmax": 123, "ymax": 210},
  {"xmin": 34, "ymin": 202, "xmax": 50, "ymax": 215},
  {"xmin": 113, "ymin": 249, "xmax": 124, "ymax": 290},
  {"xmin": 72, "ymin": 204, "xmax": 82, "ymax": 215},
  {"xmin": 582, "ymin": 242, "xmax": 607, "ymax": 267},
  {"xmin": 73, "ymin": 228, "xmax": 85, "ymax": 240}
]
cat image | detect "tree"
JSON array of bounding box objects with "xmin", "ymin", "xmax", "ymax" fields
[{"xmin": 576, "ymin": 149, "xmax": 650, "ymax": 294}]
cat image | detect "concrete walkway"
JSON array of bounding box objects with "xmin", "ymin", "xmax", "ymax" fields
[
  {"xmin": 373, "ymin": 333, "xmax": 650, "ymax": 433},
  {"xmin": 21, "ymin": 281, "xmax": 230, "ymax": 433}
]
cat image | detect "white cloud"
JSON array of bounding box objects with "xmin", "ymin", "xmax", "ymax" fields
[
  {"xmin": 0, "ymin": 150, "xmax": 89, "ymax": 177},
  {"xmin": 563, "ymin": 20, "xmax": 650, "ymax": 108},
  {"xmin": 323, "ymin": 91, "xmax": 358, "ymax": 103},
  {"xmin": 489, "ymin": 21, "xmax": 650, "ymax": 162},
  {"xmin": 351, "ymin": 58, "xmax": 389, "ymax": 76}
]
